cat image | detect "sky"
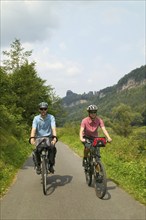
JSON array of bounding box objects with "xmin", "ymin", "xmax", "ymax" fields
[{"xmin": 1, "ymin": 0, "xmax": 145, "ymax": 98}]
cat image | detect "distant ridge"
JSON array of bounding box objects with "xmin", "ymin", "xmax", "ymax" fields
[
  {"xmin": 62, "ymin": 65, "xmax": 146, "ymax": 107},
  {"xmin": 61, "ymin": 65, "xmax": 146, "ymax": 124}
]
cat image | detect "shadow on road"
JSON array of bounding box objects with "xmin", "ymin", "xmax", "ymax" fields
[
  {"xmin": 22, "ymin": 157, "xmax": 116, "ymax": 200},
  {"xmin": 85, "ymin": 178, "xmax": 116, "ymax": 200},
  {"xmin": 45, "ymin": 174, "xmax": 73, "ymax": 196},
  {"xmin": 101, "ymin": 178, "xmax": 117, "ymax": 200},
  {"xmin": 22, "ymin": 156, "xmax": 73, "ymax": 196}
]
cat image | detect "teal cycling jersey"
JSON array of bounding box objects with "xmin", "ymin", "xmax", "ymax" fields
[{"xmin": 32, "ymin": 114, "xmax": 56, "ymax": 137}]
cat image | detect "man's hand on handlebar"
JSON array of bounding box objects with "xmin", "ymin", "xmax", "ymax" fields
[
  {"xmin": 51, "ymin": 139, "xmax": 56, "ymax": 145},
  {"xmin": 30, "ymin": 138, "xmax": 36, "ymax": 145},
  {"xmin": 51, "ymin": 136, "xmax": 58, "ymax": 145}
]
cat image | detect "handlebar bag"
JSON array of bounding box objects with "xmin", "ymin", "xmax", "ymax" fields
[{"xmin": 92, "ymin": 137, "xmax": 106, "ymax": 147}]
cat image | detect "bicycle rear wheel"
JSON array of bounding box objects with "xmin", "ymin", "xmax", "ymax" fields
[
  {"xmin": 41, "ymin": 158, "xmax": 47, "ymax": 195},
  {"xmin": 94, "ymin": 161, "xmax": 107, "ymax": 199}
]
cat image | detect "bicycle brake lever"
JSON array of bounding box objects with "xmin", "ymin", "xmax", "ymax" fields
[{"xmin": 86, "ymin": 139, "xmax": 91, "ymax": 144}]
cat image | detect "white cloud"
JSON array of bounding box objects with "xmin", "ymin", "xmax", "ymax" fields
[
  {"xmin": 47, "ymin": 62, "xmax": 64, "ymax": 70},
  {"xmin": 66, "ymin": 66, "xmax": 81, "ymax": 76},
  {"xmin": 59, "ymin": 42, "xmax": 67, "ymax": 50}
]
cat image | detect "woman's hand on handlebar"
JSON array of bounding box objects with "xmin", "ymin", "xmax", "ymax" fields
[
  {"xmin": 80, "ymin": 137, "xmax": 86, "ymax": 142},
  {"xmin": 107, "ymin": 137, "xmax": 112, "ymax": 143}
]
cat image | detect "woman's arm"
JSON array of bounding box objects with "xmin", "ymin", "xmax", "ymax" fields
[
  {"xmin": 101, "ymin": 126, "xmax": 112, "ymax": 142},
  {"xmin": 80, "ymin": 126, "xmax": 86, "ymax": 142}
]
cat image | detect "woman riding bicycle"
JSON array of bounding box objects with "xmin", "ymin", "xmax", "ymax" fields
[
  {"xmin": 30, "ymin": 102, "xmax": 57, "ymax": 174},
  {"xmin": 79, "ymin": 104, "xmax": 112, "ymax": 167}
]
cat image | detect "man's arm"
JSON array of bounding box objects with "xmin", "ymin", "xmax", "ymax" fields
[
  {"xmin": 30, "ymin": 127, "xmax": 36, "ymax": 145},
  {"xmin": 51, "ymin": 127, "xmax": 57, "ymax": 145},
  {"xmin": 101, "ymin": 126, "xmax": 112, "ymax": 142}
]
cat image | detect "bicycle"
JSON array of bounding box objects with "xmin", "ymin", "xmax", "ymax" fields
[
  {"xmin": 83, "ymin": 136, "xmax": 108, "ymax": 199},
  {"xmin": 29, "ymin": 135, "xmax": 58, "ymax": 195}
]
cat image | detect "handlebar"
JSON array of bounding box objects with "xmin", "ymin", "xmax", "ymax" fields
[
  {"xmin": 29, "ymin": 135, "xmax": 58, "ymax": 145},
  {"xmin": 84, "ymin": 136, "xmax": 108, "ymax": 147}
]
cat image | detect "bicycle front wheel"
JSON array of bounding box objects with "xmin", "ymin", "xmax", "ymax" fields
[
  {"xmin": 41, "ymin": 158, "xmax": 47, "ymax": 195},
  {"xmin": 85, "ymin": 163, "xmax": 92, "ymax": 186},
  {"xmin": 94, "ymin": 161, "xmax": 107, "ymax": 199}
]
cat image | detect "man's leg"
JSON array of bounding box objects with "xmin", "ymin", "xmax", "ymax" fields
[
  {"xmin": 48, "ymin": 145, "xmax": 57, "ymax": 173},
  {"xmin": 82, "ymin": 142, "xmax": 90, "ymax": 168},
  {"xmin": 33, "ymin": 149, "xmax": 41, "ymax": 174}
]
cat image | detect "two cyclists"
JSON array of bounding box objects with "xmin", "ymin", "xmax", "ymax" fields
[
  {"xmin": 30, "ymin": 103, "xmax": 112, "ymax": 175},
  {"xmin": 79, "ymin": 104, "xmax": 112, "ymax": 167},
  {"xmin": 30, "ymin": 102, "xmax": 57, "ymax": 174}
]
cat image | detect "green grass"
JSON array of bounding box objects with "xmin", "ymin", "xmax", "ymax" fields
[{"xmin": 0, "ymin": 129, "xmax": 32, "ymax": 197}]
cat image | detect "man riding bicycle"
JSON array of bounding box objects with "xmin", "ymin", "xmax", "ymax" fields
[
  {"xmin": 30, "ymin": 102, "xmax": 57, "ymax": 174},
  {"xmin": 79, "ymin": 104, "xmax": 112, "ymax": 167}
]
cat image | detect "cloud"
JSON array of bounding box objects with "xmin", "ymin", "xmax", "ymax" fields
[
  {"xmin": 47, "ymin": 62, "xmax": 64, "ymax": 70},
  {"xmin": 1, "ymin": 1, "xmax": 59, "ymax": 46},
  {"xmin": 66, "ymin": 66, "xmax": 81, "ymax": 76},
  {"xmin": 59, "ymin": 42, "xmax": 67, "ymax": 50}
]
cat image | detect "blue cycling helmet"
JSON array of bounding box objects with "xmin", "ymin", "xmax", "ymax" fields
[{"xmin": 38, "ymin": 102, "xmax": 48, "ymax": 108}]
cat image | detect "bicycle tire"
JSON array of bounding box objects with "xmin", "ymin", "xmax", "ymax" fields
[
  {"xmin": 94, "ymin": 161, "xmax": 107, "ymax": 199},
  {"xmin": 42, "ymin": 158, "xmax": 47, "ymax": 195},
  {"xmin": 85, "ymin": 160, "xmax": 92, "ymax": 186}
]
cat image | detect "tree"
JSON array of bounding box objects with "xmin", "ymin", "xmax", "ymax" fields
[
  {"xmin": 0, "ymin": 67, "xmax": 12, "ymax": 105},
  {"xmin": 131, "ymin": 112, "xmax": 143, "ymax": 126},
  {"xmin": 111, "ymin": 103, "xmax": 133, "ymax": 137},
  {"xmin": 9, "ymin": 62, "xmax": 55, "ymax": 125},
  {"xmin": 141, "ymin": 105, "xmax": 146, "ymax": 125},
  {"xmin": 1, "ymin": 39, "xmax": 63, "ymax": 126},
  {"xmin": 2, "ymin": 38, "xmax": 33, "ymax": 73}
]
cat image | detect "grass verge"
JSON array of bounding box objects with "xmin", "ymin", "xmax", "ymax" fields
[{"xmin": 57, "ymin": 126, "xmax": 146, "ymax": 205}]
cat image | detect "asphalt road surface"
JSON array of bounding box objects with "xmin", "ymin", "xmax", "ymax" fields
[{"xmin": 1, "ymin": 141, "xmax": 146, "ymax": 220}]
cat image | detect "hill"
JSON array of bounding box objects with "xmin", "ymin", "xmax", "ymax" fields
[{"xmin": 61, "ymin": 65, "xmax": 146, "ymax": 124}]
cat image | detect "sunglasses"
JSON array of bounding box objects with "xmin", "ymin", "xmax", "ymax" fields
[
  {"xmin": 39, "ymin": 108, "xmax": 47, "ymax": 111},
  {"xmin": 89, "ymin": 111, "xmax": 97, "ymax": 114}
]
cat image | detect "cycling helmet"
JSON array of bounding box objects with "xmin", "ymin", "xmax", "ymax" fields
[
  {"xmin": 39, "ymin": 102, "xmax": 48, "ymax": 108},
  {"xmin": 87, "ymin": 104, "xmax": 98, "ymax": 112}
]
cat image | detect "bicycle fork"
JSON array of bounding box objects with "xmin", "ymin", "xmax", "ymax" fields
[{"xmin": 41, "ymin": 151, "xmax": 49, "ymax": 173}]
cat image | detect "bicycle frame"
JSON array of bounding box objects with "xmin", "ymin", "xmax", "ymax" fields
[
  {"xmin": 39, "ymin": 143, "xmax": 49, "ymax": 171},
  {"xmin": 84, "ymin": 137, "xmax": 107, "ymax": 199},
  {"xmin": 29, "ymin": 135, "xmax": 58, "ymax": 195},
  {"xmin": 88, "ymin": 147, "xmax": 100, "ymax": 172}
]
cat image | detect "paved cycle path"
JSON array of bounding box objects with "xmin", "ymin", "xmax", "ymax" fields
[{"xmin": 1, "ymin": 141, "xmax": 145, "ymax": 220}]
